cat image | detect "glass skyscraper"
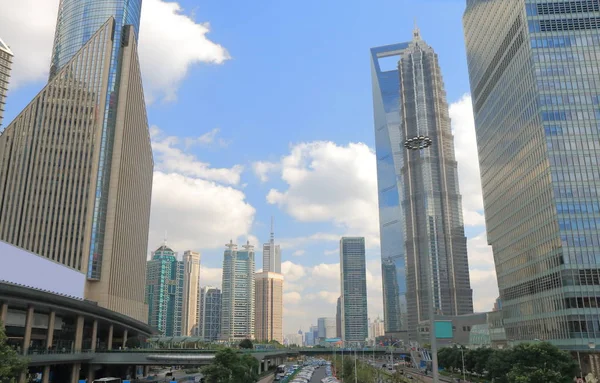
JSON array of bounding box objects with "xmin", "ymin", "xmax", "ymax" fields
[
  {"xmin": 340, "ymin": 237, "xmax": 368, "ymax": 344},
  {"xmin": 221, "ymin": 241, "xmax": 256, "ymax": 341},
  {"xmin": 0, "ymin": 37, "xmax": 13, "ymax": 128},
  {"xmin": 464, "ymin": 0, "xmax": 600, "ymax": 359},
  {"xmin": 145, "ymin": 245, "xmax": 184, "ymax": 336},
  {"xmin": 371, "ymin": 30, "xmax": 474, "ymax": 341}
]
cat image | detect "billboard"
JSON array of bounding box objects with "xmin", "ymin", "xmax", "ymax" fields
[{"xmin": 434, "ymin": 321, "xmax": 453, "ymax": 339}]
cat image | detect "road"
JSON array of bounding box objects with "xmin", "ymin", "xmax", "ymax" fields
[{"xmin": 310, "ymin": 366, "xmax": 327, "ymax": 383}]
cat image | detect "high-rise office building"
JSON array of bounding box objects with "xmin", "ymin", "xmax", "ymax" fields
[
  {"xmin": 464, "ymin": 0, "xmax": 600, "ymax": 355},
  {"xmin": 370, "ymin": 317, "xmax": 385, "ymax": 340},
  {"xmin": 182, "ymin": 251, "xmax": 201, "ymax": 336},
  {"xmin": 336, "ymin": 296, "xmax": 342, "ymax": 338},
  {"xmin": 0, "ymin": 1, "xmax": 152, "ymax": 322},
  {"xmin": 255, "ymin": 271, "xmax": 283, "ymax": 343},
  {"xmin": 145, "ymin": 244, "xmax": 184, "ymax": 336},
  {"xmin": 340, "ymin": 237, "xmax": 368, "ymax": 344},
  {"xmin": 371, "ymin": 28, "xmax": 474, "ymax": 340},
  {"xmin": 221, "ymin": 240, "xmax": 255, "ymax": 341},
  {"xmin": 263, "ymin": 218, "xmax": 281, "ymax": 273},
  {"xmin": 317, "ymin": 317, "xmax": 336, "ymax": 339},
  {"xmin": 198, "ymin": 286, "xmax": 222, "ymax": 341},
  {"xmin": 0, "ymin": 37, "xmax": 13, "ymax": 128}
]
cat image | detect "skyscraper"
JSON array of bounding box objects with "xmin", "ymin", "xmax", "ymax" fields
[
  {"xmin": 198, "ymin": 286, "xmax": 222, "ymax": 341},
  {"xmin": 0, "ymin": 1, "xmax": 152, "ymax": 322},
  {"xmin": 221, "ymin": 240, "xmax": 256, "ymax": 341},
  {"xmin": 0, "ymin": 37, "xmax": 13, "ymax": 128},
  {"xmin": 145, "ymin": 244, "xmax": 184, "ymax": 336},
  {"xmin": 371, "ymin": 28, "xmax": 474, "ymax": 340},
  {"xmin": 263, "ymin": 218, "xmax": 281, "ymax": 273},
  {"xmin": 182, "ymin": 251, "xmax": 201, "ymax": 336},
  {"xmin": 464, "ymin": 0, "xmax": 600, "ymax": 356},
  {"xmin": 340, "ymin": 237, "xmax": 368, "ymax": 344},
  {"xmin": 336, "ymin": 296, "xmax": 342, "ymax": 338},
  {"xmin": 255, "ymin": 271, "xmax": 283, "ymax": 343},
  {"xmin": 317, "ymin": 317, "xmax": 336, "ymax": 339}
]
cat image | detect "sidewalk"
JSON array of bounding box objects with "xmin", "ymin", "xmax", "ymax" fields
[{"xmin": 258, "ymin": 374, "xmax": 275, "ymax": 383}]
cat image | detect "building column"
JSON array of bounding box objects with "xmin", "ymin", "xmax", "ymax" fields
[
  {"xmin": 70, "ymin": 363, "xmax": 81, "ymax": 383},
  {"xmin": 74, "ymin": 315, "xmax": 84, "ymax": 353},
  {"xmin": 42, "ymin": 365, "xmax": 51, "ymax": 383},
  {"xmin": 123, "ymin": 329, "xmax": 128, "ymax": 348},
  {"xmin": 107, "ymin": 324, "xmax": 114, "ymax": 350},
  {"xmin": 23, "ymin": 305, "xmax": 35, "ymax": 354},
  {"xmin": 90, "ymin": 320, "xmax": 98, "ymax": 352},
  {"xmin": 0, "ymin": 301, "xmax": 7, "ymax": 326},
  {"xmin": 87, "ymin": 365, "xmax": 96, "ymax": 383},
  {"xmin": 46, "ymin": 311, "xmax": 56, "ymax": 349}
]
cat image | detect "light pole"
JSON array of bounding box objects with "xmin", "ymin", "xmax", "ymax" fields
[
  {"xmin": 355, "ymin": 347, "xmax": 358, "ymax": 383},
  {"xmin": 452, "ymin": 343, "xmax": 466, "ymax": 382},
  {"xmin": 589, "ymin": 341, "xmax": 596, "ymax": 377}
]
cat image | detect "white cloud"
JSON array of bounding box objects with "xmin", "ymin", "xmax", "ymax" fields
[
  {"xmin": 292, "ymin": 250, "xmax": 305, "ymax": 257},
  {"xmin": 450, "ymin": 95, "xmax": 486, "ymax": 227},
  {"xmin": 266, "ymin": 141, "xmax": 380, "ymax": 247},
  {"xmin": 184, "ymin": 128, "xmax": 229, "ymax": 149},
  {"xmin": 279, "ymin": 232, "xmax": 341, "ymax": 249},
  {"xmin": 200, "ymin": 266, "xmax": 223, "ymax": 289},
  {"xmin": 149, "ymin": 172, "xmax": 255, "ymax": 252},
  {"xmin": 466, "ymin": 231, "xmax": 498, "ymax": 311},
  {"xmin": 1, "ymin": 0, "xmax": 229, "ymax": 103},
  {"xmin": 252, "ymin": 161, "xmax": 280, "ymax": 183},
  {"xmin": 152, "ymin": 127, "xmax": 243, "ymax": 185},
  {"xmin": 324, "ymin": 249, "xmax": 339, "ymax": 256},
  {"xmin": 284, "ymin": 292, "xmax": 302, "ymax": 305}
]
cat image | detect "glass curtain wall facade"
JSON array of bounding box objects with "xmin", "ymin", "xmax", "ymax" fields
[
  {"xmin": 198, "ymin": 286, "xmax": 222, "ymax": 341},
  {"xmin": 145, "ymin": 245, "xmax": 184, "ymax": 336},
  {"xmin": 371, "ymin": 42, "xmax": 411, "ymax": 336},
  {"xmin": 220, "ymin": 241, "xmax": 256, "ymax": 341},
  {"xmin": 340, "ymin": 237, "xmax": 368, "ymax": 344},
  {"xmin": 464, "ymin": 0, "xmax": 600, "ymax": 352},
  {"xmin": 371, "ymin": 31, "xmax": 473, "ymax": 341}
]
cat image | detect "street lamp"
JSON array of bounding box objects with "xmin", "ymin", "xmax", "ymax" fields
[{"xmin": 452, "ymin": 343, "xmax": 466, "ymax": 382}]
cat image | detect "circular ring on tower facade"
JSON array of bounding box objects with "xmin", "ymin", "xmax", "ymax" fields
[{"xmin": 403, "ymin": 135, "xmax": 432, "ymax": 150}]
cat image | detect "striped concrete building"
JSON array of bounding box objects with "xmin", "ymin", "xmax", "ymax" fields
[{"xmin": 0, "ymin": 17, "xmax": 153, "ymax": 322}]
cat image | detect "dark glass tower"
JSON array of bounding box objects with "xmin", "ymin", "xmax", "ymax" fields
[
  {"xmin": 371, "ymin": 29, "xmax": 474, "ymax": 341},
  {"xmin": 464, "ymin": 0, "xmax": 600, "ymax": 359}
]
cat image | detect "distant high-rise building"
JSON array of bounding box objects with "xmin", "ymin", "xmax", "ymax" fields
[
  {"xmin": 340, "ymin": 237, "xmax": 368, "ymax": 344},
  {"xmin": 0, "ymin": 1, "xmax": 152, "ymax": 322},
  {"xmin": 0, "ymin": 37, "xmax": 13, "ymax": 128},
  {"xmin": 304, "ymin": 330, "xmax": 314, "ymax": 346},
  {"xmin": 371, "ymin": 28, "xmax": 474, "ymax": 340},
  {"xmin": 146, "ymin": 244, "xmax": 184, "ymax": 336},
  {"xmin": 317, "ymin": 317, "xmax": 336, "ymax": 339},
  {"xmin": 263, "ymin": 218, "xmax": 281, "ymax": 273},
  {"xmin": 198, "ymin": 286, "xmax": 221, "ymax": 341},
  {"xmin": 221, "ymin": 240, "xmax": 255, "ymax": 341},
  {"xmin": 463, "ymin": 0, "xmax": 600, "ymax": 353},
  {"xmin": 285, "ymin": 332, "xmax": 303, "ymax": 347},
  {"xmin": 182, "ymin": 251, "xmax": 201, "ymax": 336},
  {"xmin": 255, "ymin": 271, "xmax": 283, "ymax": 343},
  {"xmin": 336, "ymin": 296, "xmax": 342, "ymax": 338},
  {"xmin": 370, "ymin": 317, "xmax": 385, "ymax": 340}
]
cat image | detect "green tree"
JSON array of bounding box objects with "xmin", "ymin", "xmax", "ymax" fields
[
  {"xmin": 201, "ymin": 348, "xmax": 259, "ymax": 383},
  {"xmin": 238, "ymin": 339, "xmax": 253, "ymax": 349},
  {"xmin": 0, "ymin": 322, "xmax": 28, "ymax": 382}
]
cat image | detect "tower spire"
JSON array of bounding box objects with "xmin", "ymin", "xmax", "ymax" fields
[
  {"xmin": 413, "ymin": 18, "xmax": 421, "ymax": 40},
  {"xmin": 270, "ymin": 216, "xmax": 274, "ymax": 242}
]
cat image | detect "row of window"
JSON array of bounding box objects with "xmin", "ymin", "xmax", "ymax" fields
[
  {"xmin": 526, "ymin": 0, "xmax": 600, "ymax": 16},
  {"xmin": 542, "ymin": 109, "xmax": 600, "ymax": 121},
  {"xmin": 540, "ymin": 94, "xmax": 600, "ymax": 107},
  {"xmin": 529, "ymin": 17, "xmax": 600, "ymax": 33},
  {"xmin": 531, "ymin": 34, "xmax": 600, "ymax": 49}
]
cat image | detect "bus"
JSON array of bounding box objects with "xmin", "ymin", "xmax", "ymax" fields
[
  {"xmin": 276, "ymin": 365, "xmax": 286, "ymax": 374},
  {"xmin": 93, "ymin": 378, "xmax": 122, "ymax": 383}
]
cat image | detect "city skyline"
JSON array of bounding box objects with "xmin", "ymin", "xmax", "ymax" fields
[{"xmin": 3, "ymin": 0, "xmax": 498, "ymax": 335}]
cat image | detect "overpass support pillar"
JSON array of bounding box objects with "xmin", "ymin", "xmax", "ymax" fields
[
  {"xmin": 42, "ymin": 365, "xmax": 50, "ymax": 383},
  {"xmin": 23, "ymin": 306, "xmax": 34, "ymax": 354},
  {"xmin": 87, "ymin": 365, "xmax": 96, "ymax": 382},
  {"xmin": 91, "ymin": 320, "xmax": 98, "ymax": 351},
  {"xmin": 46, "ymin": 311, "xmax": 56, "ymax": 349},
  {"xmin": 74, "ymin": 315, "xmax": 84, "ymax": 352},
  {"xmin": 123, "ymin": 329, "xmax": 128, "ymax": 347},
  {"xmin": 107, "ymin": 324, "xmax": 114, "ymax": 350},
  {"xmin": 70, "ymin": 363, "xmax": 81, "ymax": 383},
  {"xmin": 0, "ymin": 301, "xmax": 7, "ymax": 326}
]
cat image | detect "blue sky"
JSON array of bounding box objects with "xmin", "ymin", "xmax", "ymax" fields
[{"xmin": 2, "ymin": 0, "xmax": 497, "ymax": 335}]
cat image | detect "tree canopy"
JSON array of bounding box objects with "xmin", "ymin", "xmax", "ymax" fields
[
  {"xmin": 437, "ymin": 342, "xmax": 578, "ymax": 383},
  {"xmin": 238, "ymin": 339, "xmax": 254, "ymax": 349},
  {"xmin": 201, "ymin": 348, "xmax": 259, "ymax": 383},
  {"xmin": 0, "ymin": 322, "xmax": 28, "ymax": 382}
]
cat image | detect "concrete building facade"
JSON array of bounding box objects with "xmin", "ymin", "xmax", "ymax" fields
[
  {"xmin": 0, "ymin": 37, "xmax": 12, "ymax": 128},
  {"xmin": 255, "ymin": 272, "xmax": 283, "ymax": 343},
  {"xmin": 198, "ymin": 286, "xmax": 221, "ymax": 341},
  {"xmin": 340, "ymin": 237, "xmax": 368, "ymax": 344},
  {"xmin": 145, "ymin": 245, "xmax": 184, "ymax": 336},
  {"xmin": 182, "ymin": 250, "xmax": 200, "ymax": 336},
  {"xmin": 0, "ymin": 9, "xmax": 152, "ymax": 322},
  {"xmin": 317, "ymin": 317, "xmax": 336, "ymax": 340},
  {"xmin": 220, "ymin": 241, "xmax": 255, "ymax": 341},
  {"xmin": 262, "ymin": 218, "xmax": 281, "ymax": 273}
]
